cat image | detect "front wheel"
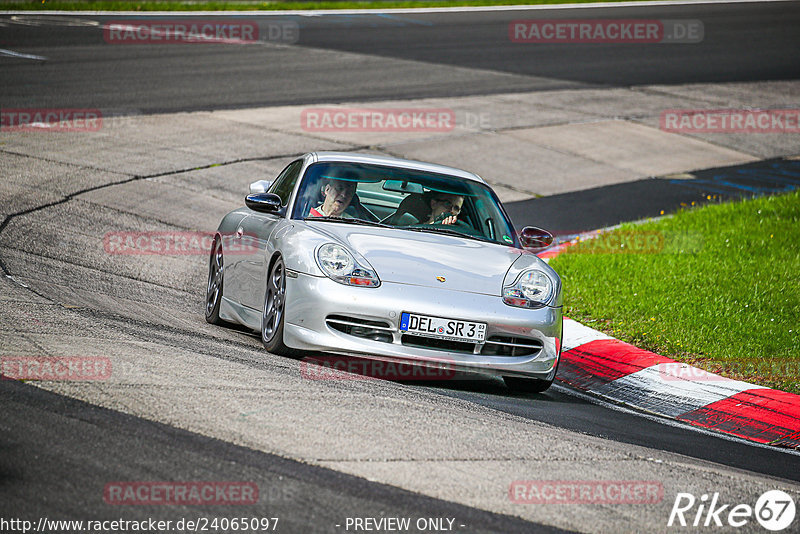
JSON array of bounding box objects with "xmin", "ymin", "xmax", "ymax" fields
[
  {"xmin": 261, "ymin": 257, "xmax": 294, "ymax": 356},
  {"xmin": 503, "ymin": 355, "xmax": 559, "ymax": 394},
  {"xmin": 205, "ymin": 236, "xmax": 227, "ymax": 325},
  {"xmin": 503, "ymin": 375, "xmax": 554, "ymax": 394}
]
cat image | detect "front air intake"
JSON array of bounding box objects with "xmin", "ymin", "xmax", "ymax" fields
[
  {"xmin": 326, "ymin": 315, "xmax": 393, "ymax": 343},
  {"xmin": 480, "ymin": 335, "xmax": 543, "ymax": 357}
]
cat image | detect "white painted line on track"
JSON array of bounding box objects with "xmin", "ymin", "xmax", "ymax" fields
[
  {"xmin": 0, "ymin": 48, "xmax": 48, "ymax": 61},
  {"xmin": 551, "ymin": 382, "xmax": 800, "ymax": 457},
  {"xmin": 8, "ymin": 15, "xmax": 99, "ymax": 26},
  {"xmin": 2, "ymin": 0, "xmax": 797, "ymax": 16}
]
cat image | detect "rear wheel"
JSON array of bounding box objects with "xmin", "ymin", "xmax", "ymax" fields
[
  {"xmin": 205, "ymin": 236, "xmax": 226, "ymax": 325},
  {"xmin": 261, "ymin": 257, "xmax": 294, "ymax": 356}
]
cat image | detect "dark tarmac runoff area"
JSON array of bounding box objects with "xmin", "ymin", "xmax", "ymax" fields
[{"xmin": 506, "ymin": 157, "xmax": 800, "ymax": 235}]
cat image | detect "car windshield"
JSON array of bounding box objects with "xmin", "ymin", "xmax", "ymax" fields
[{"xmin": 292, "ymin": 161, "xmax": 518, "ymax": 247}]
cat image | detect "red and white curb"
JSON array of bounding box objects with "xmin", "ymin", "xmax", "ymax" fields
[
  {"xmin": 558, "ymin": 319, "xmax": 800, "ymax": 448},
  {"xmin": 542, "ymin": 236, "xmax": 800, "ymax": 449}
]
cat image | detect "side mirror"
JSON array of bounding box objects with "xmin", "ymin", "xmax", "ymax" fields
[
  {"xmin": 519, "ymin": 226, "xmax": 554, "ymax": 250},
  {"xmin": 245, "ymin": 193, "xmax": 282, "ymax": 213},
  {"xmin": 249, "ymin": 180, "xmax": 273, "ymax": 194}
]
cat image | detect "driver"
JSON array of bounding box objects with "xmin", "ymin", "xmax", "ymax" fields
[{"xmin": 308, "ymin": 172, "xmax": 358, "ymax": 218}]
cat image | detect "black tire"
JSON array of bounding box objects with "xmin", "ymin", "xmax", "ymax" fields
[
  {"xmin": 503, "ymin": 375, "xmax": 554, "ymax": 394},
  {"xmin": 503, "ymin": 354, "xmax": 559, "ymax": 394},
  {"xmin": 205, "ymin": 236, "xmax": 227, "ymax": 325},
  {"xmin": 261, "ymin": 257, "xmax": 294, "ymax": 356}
]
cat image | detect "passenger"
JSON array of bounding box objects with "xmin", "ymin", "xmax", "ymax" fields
[
  {"xmin": 422, "ymin": 192, "xmax": 464, "ymax": 225},
  {"xmin": 308, "ymin": 174, "xmax": 358, "ymax": 218}
]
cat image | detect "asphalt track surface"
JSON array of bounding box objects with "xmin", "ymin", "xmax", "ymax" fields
[
  {"xmin": 3, "ymin": 368, "xmax": 799, "ymax": 528},
  {"xmin": 0, "ymin": 2, "xmax": 798, "ymax": 112},
  {"xmin": 1, "ymin": 379, "xmax": 566, "ymax": 533},
  {"xmin": 2, "ymin": 2, "xmax": 800, "ymax": 532}
]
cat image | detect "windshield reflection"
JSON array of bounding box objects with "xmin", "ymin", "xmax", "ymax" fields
[{"xmin": 293, "ymin": 162, "xmax": 517, "ymax": 247}]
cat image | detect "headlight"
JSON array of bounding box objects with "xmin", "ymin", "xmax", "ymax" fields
[
  {"xmin": 316, "ymin": 243, "xmax": 380, "ymax": 287},
  {"xmin": 318, "ymin": 244, "xmax": 353, "ymax": 276},
  {"xmin": 503, "ymin": 269, "xmax": 553, "ymax": 308}
]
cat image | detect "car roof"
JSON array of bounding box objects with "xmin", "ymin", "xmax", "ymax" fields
[{"xmin": 309, "ymin": 152, "xmax": 487, "ymax": 185}]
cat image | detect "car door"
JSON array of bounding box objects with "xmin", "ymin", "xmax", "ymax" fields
[{"xmin": 235, "ymin": 159, "xmax": 303, "ymax": 311}]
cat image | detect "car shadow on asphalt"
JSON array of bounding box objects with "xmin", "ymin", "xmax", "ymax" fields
[{"xmin": 227, "ymin": 325, "xmax": 565, "ymax": 400}]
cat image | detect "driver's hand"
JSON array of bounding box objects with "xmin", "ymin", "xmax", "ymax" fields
[{"xmin": 440, "ymin": 215, "xmax": 458, "ymax": 225}]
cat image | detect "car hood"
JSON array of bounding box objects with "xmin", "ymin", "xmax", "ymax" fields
[{"xmin": 308, "ymin": 223, "xmax": 522, "ymax": 295}]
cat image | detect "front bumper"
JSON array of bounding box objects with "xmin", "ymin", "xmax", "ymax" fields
[{"xmin": 283, "ymin": 273, "xmax": 562, "ymax": 380}]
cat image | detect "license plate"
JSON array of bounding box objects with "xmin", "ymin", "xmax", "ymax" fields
[{"xmin": 400, "ymin": 312, "xmax": 486, "ymax": 343}]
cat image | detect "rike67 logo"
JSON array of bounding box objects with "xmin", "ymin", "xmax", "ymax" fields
[{"xmin": 668, "ymin": 490, "xmax": 796, "ymax": 531}]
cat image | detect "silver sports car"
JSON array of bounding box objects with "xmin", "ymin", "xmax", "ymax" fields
[{"xmin": 206, "ymin": 152, "xmax": 563, "ymax": 392}]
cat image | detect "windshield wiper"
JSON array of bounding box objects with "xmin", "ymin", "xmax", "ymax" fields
[
  {"xmin": 306, "ymin": 217, "xmax": 498, "ymax": 244},
  {"xmin": 400, "ymin": 225, "xmax": 494, "ymax": 244},
  {"xmin": 304, "ymin": 216, "xmax": 393, "ymax": 228}
]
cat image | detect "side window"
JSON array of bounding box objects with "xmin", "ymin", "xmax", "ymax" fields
[{"xmin": 270, "ymin": 160, "xmax": 303, "ymax": 206}]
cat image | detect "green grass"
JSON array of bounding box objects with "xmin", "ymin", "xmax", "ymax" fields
[
  {"xmin": 1, "ymin": 0, "xmax": 656, "ymax": 12},
  {"xmin": 550, "ymin": 191, "xmax": 800, "ymax": 394}
]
